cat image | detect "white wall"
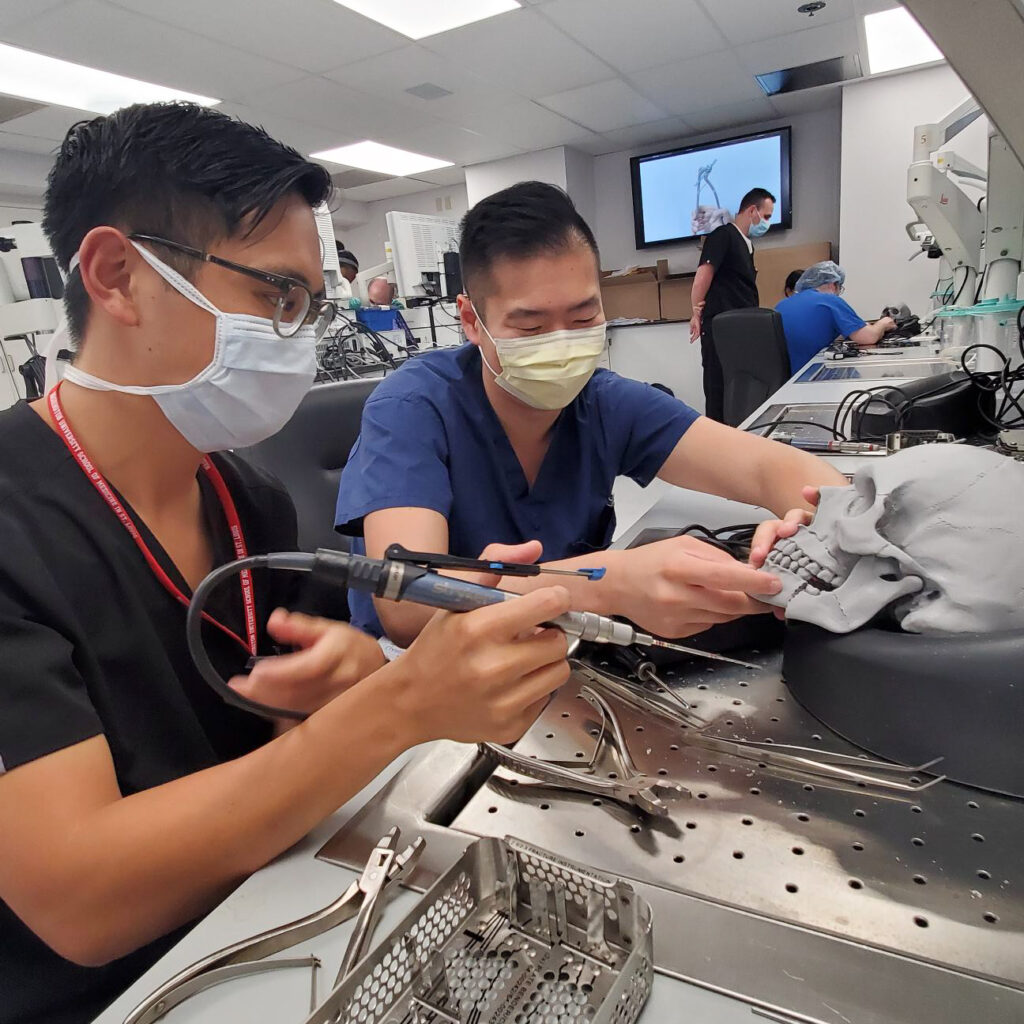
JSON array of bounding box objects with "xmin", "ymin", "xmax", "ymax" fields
[
  {"xmin": 592, "ymin": 105, "xmax": 843, "ymax": 275},
  {"xmin": 839, "ymin": 64, "xmax": 990, "ymax": 317},
  {"xmin": 464, "ymin": 147, "xmax": 570, "ymax": 207},
  {"xmin": 0, "ymin": 151, "xmax": 50, "ymax": 211},
  {"xmin": 0, "ymin": 203, "xmax": 43, "ymax": 227},
  {"xmin": 563, "ymin": 146, "xmax": 596, "ymax": 230}
]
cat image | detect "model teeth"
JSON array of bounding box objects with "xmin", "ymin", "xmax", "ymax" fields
[{"xmin": 765, "ymin": 546, "xmax": 839, "ymax": 592}]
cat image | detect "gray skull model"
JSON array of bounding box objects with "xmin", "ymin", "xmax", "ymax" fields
[{"xmin": 758, "ymin": 445, "xmax": 1024, "ymax": 634}]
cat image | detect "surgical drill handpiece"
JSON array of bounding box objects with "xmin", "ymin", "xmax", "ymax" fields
[
  {"xmin": 303, "ymin": 550, "xmax": 758, "ymax": 667},
  {"xmin": 188, "ymin": 549, "xmax": 758, "ymax": 723},
  {"xmin": 304, "ymin": 548, "xmax": 638, "ymax": 645}
]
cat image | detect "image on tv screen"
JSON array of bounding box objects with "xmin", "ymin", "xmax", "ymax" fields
[{"xmin": 631, "ymin": 127, "xmax": 791, "ymax": 248}]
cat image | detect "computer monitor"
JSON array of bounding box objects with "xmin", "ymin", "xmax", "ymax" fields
[
  {"xmin": 0, "ymin": 222, "xmax": 60, "ymax": 303},
  {"xmin": 314, "ymin": 205, "xmax": 341, "ymax": 276},
  {"xmin": 385, "ymin": 211, "xmax": 460, "ymax": 300}
]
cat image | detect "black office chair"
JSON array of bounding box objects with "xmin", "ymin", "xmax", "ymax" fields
[
  {"xmin": 236, "ymin": 378, "xmax": 379, "ymax": 553},
  {"xmin": 712, "ymin": 308, "xmax": 792, "ymax": 427}
]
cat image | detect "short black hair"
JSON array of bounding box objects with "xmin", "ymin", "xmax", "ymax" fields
[
  {"xmin": 785, "ymin": 269, "xmax": 804, "ymax": 294},
  {"xmin": 43, "ymin": 102, "xmax": 333, "ymax": 344},
  {"xmin": 738, "ymin": 187, "xmax": 776, "ymax": 212},
  {"xmin": 459, "ymin": 181, "xmax": 599, "ymax": 303}
]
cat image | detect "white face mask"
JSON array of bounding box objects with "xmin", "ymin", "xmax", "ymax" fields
[
  {"xmin": 473, "ymin": 304, "xmax": 607, "ymax": 411},
  {"xmin": 62, "ymin": 242, "xmax": 317, "ymax": 452}
]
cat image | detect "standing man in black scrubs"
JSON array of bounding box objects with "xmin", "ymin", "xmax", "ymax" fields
[
  {"xmin": 688, "ymin": 187, "xmax": 776, "ymax": 421},
  {"xmin": 0, "ymin": 103, "xmax": 571, "ymax": 1024}
]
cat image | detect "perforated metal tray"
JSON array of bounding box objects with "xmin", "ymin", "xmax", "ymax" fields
[
  {"xmin": 455, "ymin": 657, "xmax": 1023, "ymax": 984},
  {"xmin": 320, "ymin": 654, "xmax": 1024, "ymax": 1023},
  {"xmin": 303, "ymin": 837, "xmax": 653, "ymax": 1024}
]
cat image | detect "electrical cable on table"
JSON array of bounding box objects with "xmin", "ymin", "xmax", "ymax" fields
[
  {"xmin": 746, "ymin": 418, "xmax": 846, "ymax": 440},
  {"xmin": 949, "ymin": 265, "xmax": 971, "ymax": 307}
]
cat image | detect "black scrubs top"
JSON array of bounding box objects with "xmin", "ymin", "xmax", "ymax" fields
[
  {"xmin": 0, "ymin": 401, "xmax": 299, "ymax": 1024},
  {"xmin": 700, "ymin": 222, "xmax": 759, "ymax": 319}
]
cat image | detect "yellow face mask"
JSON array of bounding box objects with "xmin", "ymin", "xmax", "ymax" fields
[{"xmin": 473, "ymin": 305, "xmax": 607, "ymax": 411}]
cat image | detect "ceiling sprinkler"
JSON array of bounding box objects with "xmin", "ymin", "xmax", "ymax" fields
[{"xmin": 798, "ymin": 1, "xmax": 827, "ymax": 14}]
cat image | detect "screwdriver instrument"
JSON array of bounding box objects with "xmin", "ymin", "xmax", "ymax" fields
[{"xmin": 384, "ymin": 542, "xmax": 606, "ymax": 580}]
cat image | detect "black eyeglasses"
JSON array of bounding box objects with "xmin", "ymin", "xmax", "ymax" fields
[{"xmin": 129, "ymin": 233, "xmax": 337, "ymax": 341}]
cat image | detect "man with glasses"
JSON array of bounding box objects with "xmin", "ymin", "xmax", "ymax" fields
[
  {"xmin": 775, "ymin": 260, "xmax": 897, "ymax": 370},
  {"xmin": 0, "ymin": 103, "xmax": 570, "ymax": 1024}
]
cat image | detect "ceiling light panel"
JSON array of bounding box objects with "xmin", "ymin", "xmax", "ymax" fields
[
  {"xmin": 0, "ymin": 41, "xmax": 219, "ymax": 114},
  {"xmin": 864, "ymin": 7, "xmax": 943, "ymax": 74},
  {"xmin": 310, "ymin": 140, "xmax": 453, "ymax": 176},
  {"xmin": 331, "ymin": 0, "xmax": 520, "ymax": 39}
]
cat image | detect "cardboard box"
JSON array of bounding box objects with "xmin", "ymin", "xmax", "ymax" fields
[
  {"xmin": 755, "ymin": 241, "xmax": 833, "ymax": 308},
  {"xmin": 600, "ymin": 259, "xmax": 668, "ymax": 321},
  {"xmin": 659, "ymin": 274, "xmax": 695, "ymax": 321}
]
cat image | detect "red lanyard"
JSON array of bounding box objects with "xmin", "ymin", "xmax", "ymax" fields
[{"xmin": 47, "ymin": 384, "xmax": 258, "ymax": 656}]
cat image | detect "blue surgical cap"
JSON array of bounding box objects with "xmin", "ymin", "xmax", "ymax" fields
[{"xmin": 796, "ymin": 260, "xmax": 846, "ymax": 292}]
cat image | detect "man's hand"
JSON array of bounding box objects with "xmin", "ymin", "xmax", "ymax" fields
[
  {"xmin": 689, "ymin": 306, "xmax": 703, "ymax": 343},
  {"xmin": 748, "ymin": 486, "xmax": 821, "ymax": 568},
  {"xmin": 603, "ymin": 536, "xmax": 783, "ymax": 638},
  {"xmin": 475, "ymin": 539, "xmax": 543, "ymax": 586},
  {"xmin": 229, "ymin": 610, "xmax": 387, "ymax": 717},
  {"xmin": 394, "ymin": 587, "xmax": 572, "ymax": 746},
  {"xmin": 879, "ymin": 316, "xmax": 897, "ymax": 334}
]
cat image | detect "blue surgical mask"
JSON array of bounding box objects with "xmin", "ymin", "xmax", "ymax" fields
[{"xmin": 749, "ymin": 213, "xmax": 770, "ymax": 238}]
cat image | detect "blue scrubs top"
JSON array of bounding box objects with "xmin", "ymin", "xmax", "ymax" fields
[
  {"xmin": 775, "ymin": 291, "xmax": 867, "ymax": 370},
  {"xmin": 336, "ymin": 344, "xmax": 699, "ymax": 635}
]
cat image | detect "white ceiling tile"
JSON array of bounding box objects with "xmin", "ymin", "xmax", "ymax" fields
[
  {"xmin": 540, "ymin": 0, "xmax": 728, "ymax": 72},
  {"xmin": 566, "ymin": 135, "xmax": 618, "ymax": 155},
  {"xmin": 0, "ymin": 0, "xmax": 68, "ymax": 31},
  {"xmin": 373, "ymin": 119, "xmax": 521, "ymax": 166},
  {"xmin": 419, "ymin": 7, "xmax": 612, "ymax": 98},
  {"xmin": 682, "ymin": 97, "xmax": 778, "ymax": 133},
  {"xmin": 339, "ymin": 178, "xmax": 439, "ymax": 202},
  {"xmin": 326, "ymin": 44, "xmax": 462, "ymax": 93},
  {"xmin": 539, "ymin": 78, "xmax": 667, "ymax": 133},
  {"xmin": 105, "ymin": 0, "xmax": 406, "ymax": 73},
  {"xmin": 2, "ymin": 0, "xmax": 304, "ymax": 101},
  {"xmin": 0, "ymin": 104, "xmax": 96, "ymax": 141},
  {"xmin": 322, "ymin": 44, "xmax": 518, "ymax": 116},
  {"xmin": 599, "ymin": 117, "xmax": 692, "ymax": 152},
  {"xmin": 412, "ymin": 165, "xmax": 468, "ymax": 186},
  {"xmin": 629, "ymin": 49, "xmax": 764, "ymax": 116},
  {"xmin": 245, "ymin": 76, "xmax": 425, "ymax": 140},
  {"xmin": 735, "ymin": 18, "xmax": 860, "ymax": 75},
  {"xmin": 705, "ymin": 0, "xmax": 855, "ymax": 47},
  {"xmin": 420, "ymin": 84, "xmax": 532, "ymax": 126},
  {"xmin": 214, "ymin": 102, "xmax": 344, "ymax": 155},
  {"xmin": 854, "ymin": 0, "xmax": 898, "ymax": 14},
  {"xmin": 454, "ymin": 99, "xmax": 598, "ymax": 150},
  {"xmin": 0, "ymin": 131, "xmax": 62, "ymax": 156},
  {"xmin": 768, "ymin": 86, "xmax": 843, "ymax": 117}
]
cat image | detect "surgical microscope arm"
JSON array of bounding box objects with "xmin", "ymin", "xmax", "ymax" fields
[{"xmin": 907, "ymin": 97, "xmax": 985, "ymax": 305}]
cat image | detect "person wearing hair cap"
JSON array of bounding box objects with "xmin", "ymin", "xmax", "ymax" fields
[
  {"xmin": 336, "ymin": 246, "xmax": 359, "ymax": 284},
  {"xmin": 775, "ymin": 260, "xmax": 896, "ymax": 370}
]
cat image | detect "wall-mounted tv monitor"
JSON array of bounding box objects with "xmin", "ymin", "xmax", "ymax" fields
[{"xmin": 630, "ymin": 126, "xmax": 792, "ymax": 248}]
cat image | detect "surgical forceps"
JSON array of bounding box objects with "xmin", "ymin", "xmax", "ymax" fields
[
  {"xmin": 481, "ymin": 685, "xmax": 689, "ymax": 817},
  {"xmin": 123, "ymin": 828, "xmax": 424, "ymax": 1024}
]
